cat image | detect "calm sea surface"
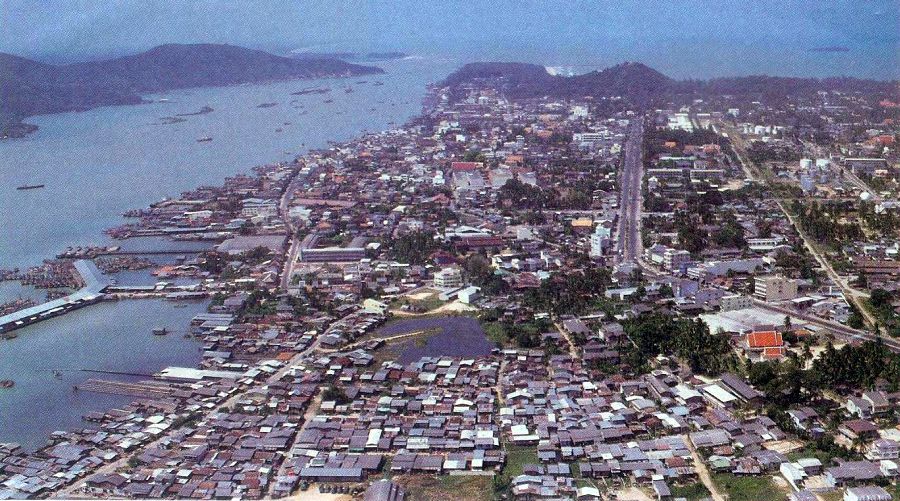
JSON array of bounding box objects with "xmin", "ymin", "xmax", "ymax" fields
[{"xmin": 0, "ymin": 57, "xmax": 457, "ymax": 448}]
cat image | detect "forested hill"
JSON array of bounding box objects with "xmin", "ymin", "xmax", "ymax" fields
[
  {"xmin": 441, "ymin": 61, "xmax": 899, "ymax": 105},
  {"xmin": 0, "ymin": 43, "xmax": 384, "ymax": 138}
]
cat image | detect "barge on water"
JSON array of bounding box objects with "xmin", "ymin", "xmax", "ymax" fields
[{"xmin": 16, "ymin": 184, "xmax": 45, "ymax": 190}]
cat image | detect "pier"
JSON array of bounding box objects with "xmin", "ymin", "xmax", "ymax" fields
[
  {"xmin": 96, "ymin": 249, "xmax": 205, "ymax": 256},
  {"xmin": 0, "ymin": 260, "xmax": 110, "ymax": 334},
  {"xmin": 74, "ymin": 378, "xmax": 173, "ymax": 399}
]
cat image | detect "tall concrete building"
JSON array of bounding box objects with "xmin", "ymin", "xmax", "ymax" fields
[{"xmin": 754, "ymin": 275, "xmax": 798, "ymax": 302}]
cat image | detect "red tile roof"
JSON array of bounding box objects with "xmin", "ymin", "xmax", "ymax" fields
[
  {"xmin": 762, "ymin": 347, "xmax": 785, "ymax": 359},
  {"xmin": 747, "ymin": 330, "xmax": 783, "ymax": 349}
]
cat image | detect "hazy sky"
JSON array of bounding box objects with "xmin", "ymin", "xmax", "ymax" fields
[{"xmin": 2, "ymin": 0, "xmax": 898, "ymax": 78}]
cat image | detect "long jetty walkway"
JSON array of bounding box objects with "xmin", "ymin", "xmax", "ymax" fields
[
  {"xmin": 0, "ymin": 260, "xmax": 110, "ymax": 334},
  {"xmin": 75, "ymin": 379, "xmax": 173, "ymax": 399}
]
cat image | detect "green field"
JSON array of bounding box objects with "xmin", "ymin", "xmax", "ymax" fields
[
  {"xmin": 712, "ymin": 473, "xmax": 781, "ymax": 501},
  {"xmin": 670, "ymin": 481, "xmax": 712, "ymax": 500}
]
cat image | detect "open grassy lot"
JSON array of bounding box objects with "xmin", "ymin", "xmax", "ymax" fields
[
  {"xmin": 712, "ymin": 473, "xmax": 781, "ymax": 501},
  {"xmin": 669, "ymin": 481, "xmax": 712, "ymax": 500},
  {"xmin": 399, "ymin": 474, "xmax": 493, "ymax": 501}
]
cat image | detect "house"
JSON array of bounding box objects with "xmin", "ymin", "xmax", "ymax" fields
[
  {"xmin": 862, "ymin": 391, "xmax": 891, "ymax": 416},
  {"xmin": 843, "ymin": 486, "xmax": 891, "ymax": 501},
  {"xmin": 839, "ymin": 420, "xmax": 879, "ymax": 441},
  {"xmin": 847, "ymin": 397, "xmax": 874, "ymax": 419},
  {"xmin": 826, "ymin": 460, "xmax": 883, "ymax": 487},
  {"xmin": 719, "ymin": 373, "xmax": 764, "ymax": 404},
  {"xmin": 866, "ymin": 439, "xmax": 899, "ymax": 461},
  {"xmin": 363, "ymin": 479, "xmax": 405, "ymax": 501}
]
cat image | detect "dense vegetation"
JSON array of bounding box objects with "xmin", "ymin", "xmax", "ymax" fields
[
  {"xmin": 644, "ymin": 127, "xmax": 725, "ymax": 159},
  {"xmin": 385, "ymin": 231, "xmax": 440, "ymax": 265},
  {"xmin": 621, "ymin": 314, "xmax": 739, "ymax": 375},
  {"xmin": 747, "ymin": 338, "xmax": 900, "ymax": 414},
  {"xmin": 868, "ymin": 288, "xmax": 900, "ymax": 338},
  {"xmin": 792, "ymin": 200, "xmax": 863, "ymax": 249},
  {"xmin": 746, "ymin": 142, "xmax": 801, "ymax": 164},
  {"xmin": 523, "ymin": 268, "xmax": 612, "ymax": 315}
]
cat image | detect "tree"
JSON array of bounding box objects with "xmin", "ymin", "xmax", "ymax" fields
[
  {"xmin": 387, "ymin": 231, "xmax": 439, "ymax": 265},
  {"xmin": 321, "ymin": 385, "xmax": 350, "ymax": 404},
  {"xmin": 870, "ymin": 289, "xmax": 893, "ymax": 309}
]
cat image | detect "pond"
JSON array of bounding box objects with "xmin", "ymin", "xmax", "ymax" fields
[{"xmin": 373, "ymin": 316, "xmax": 494, "ymax": 364}]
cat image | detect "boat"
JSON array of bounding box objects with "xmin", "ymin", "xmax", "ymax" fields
[
  {"xmin": 196, "ymin": 136, "xmax": 213, "ymax": 143},
  {"xmin": 344, "ymin": 87, "xmax": 354, "ymax": 93},
  {"xmin": 0, "ymin": 380, "xmax": 14, "ymax": 389},
  {"xmin": 52, "ymin": 370, "xmax": 62, "ymax": 379},
  {"xmin": 16, "ymin": 184, "xmax": 45, "ymax": 190},
  {"xmin": 152, "ymin": 327, "xmax": 168, "ymax": 336},
  {"xmin": 323, "ymin": 99, "xmax": 334, "ymax": 104}
]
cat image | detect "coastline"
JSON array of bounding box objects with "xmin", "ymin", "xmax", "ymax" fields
[
  {"xmin": 0, "ymin": 59, "xmax": 440, "ymax": 450},
  {"xmin": 0, "ymin": 69, "xmax": 383, "ymax": 140}
]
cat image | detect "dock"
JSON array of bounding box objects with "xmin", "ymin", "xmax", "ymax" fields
[
  {"xmin": 0, "ymin": 260, "xmax": 110, "ymax": 334},
  {"xmin": 74, "ymin": 378, "xmax": 173, "ymax": 399}
]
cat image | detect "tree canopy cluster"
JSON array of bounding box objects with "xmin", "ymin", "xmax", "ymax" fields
[
  {"xmin": 621, "ymin": 314, "xmax": 739, "ymax": 375},
  {"xmin": 385, "ymin": 231, "xmax": 440, "ymax": 265},
  {"xmin": 523, "ymin": 268, "xmax": 612, "ymax": 315}
]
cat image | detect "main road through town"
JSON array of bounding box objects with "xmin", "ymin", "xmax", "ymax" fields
[{"xmin": 616, "ymin": 118, "xmax": 645, "ymax": 265}]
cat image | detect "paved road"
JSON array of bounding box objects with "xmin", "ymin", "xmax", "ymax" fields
[
  {"xmin": 722, "ymin": 124, "xmax": 880, "ymax": 332},
  {"xmin": 278, "ymin": 164, "xmax": 313, "ymax": 290},
  {"xmin": 616, "ymin": 119, "xmax": 645, "ymax": 265},
  {"xmin": 752, "ymin": 298, "xmax": 900, "ymax": 353}
]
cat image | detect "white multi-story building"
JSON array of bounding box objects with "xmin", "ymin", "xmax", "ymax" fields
[
  {"xmin": 720, "ymin": 294, "xmax": 753, "ymax": 312},
  {"xmin": 434, "ymin": 267, "xmax": 463, "ymax": 289},
  {"xmin": 590, "ymin": 233, "xmax": 608, "ymax": 258},
  {"xmin": 747, "ymin": 236, "xmax": 786, "ymax": 252},
  {"xmin": 755, "ymin": 275, "xmax": 799, "ymax": 302},
  {"xmin": 570, "ymin": 105, "xmax": 589, "ymax": 119},
  {"xmin": 664, "ymin": 249, "xmax": 692, "ymax": 271}
]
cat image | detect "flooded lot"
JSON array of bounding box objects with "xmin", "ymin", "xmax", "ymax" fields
[{"xmin": 372, "ymin": 316, "xmax": 493, "ymax": 364}]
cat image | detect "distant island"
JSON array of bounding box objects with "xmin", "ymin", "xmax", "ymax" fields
[
  {"xmin": 292, "ymin": 51, "xmax": 409, "ymax": 62},
  {"xmin": 442, "ymin": 61, "xmax": 899, "ymax": 107},
  {"xmin": 0, "ymin": 43, "xmax": 384, "ymax": 138}
]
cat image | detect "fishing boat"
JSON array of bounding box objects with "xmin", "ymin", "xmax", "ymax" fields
[
  {"xmin": 0, "ymin": 380, "xmax": 14, "ymax": 389},
  {"xmin": 16, "ymin": 184, "xmax": 45, "ymax": 190},
  {"xmin": 196, "ymin": 136, "xmax": 213, "ymax": 143},
  {"xmin": 152, "ymin": 327, "xmax": 168, "ymax": 336}
]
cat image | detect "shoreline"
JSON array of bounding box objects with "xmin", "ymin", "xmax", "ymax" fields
[
  {"xmin": 0, "ymin": 64, "xmax": 434, "ymax": 451},
  {"xmin": 0, "ymin": 69, "xmax": 384, "ymax": 140}
]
